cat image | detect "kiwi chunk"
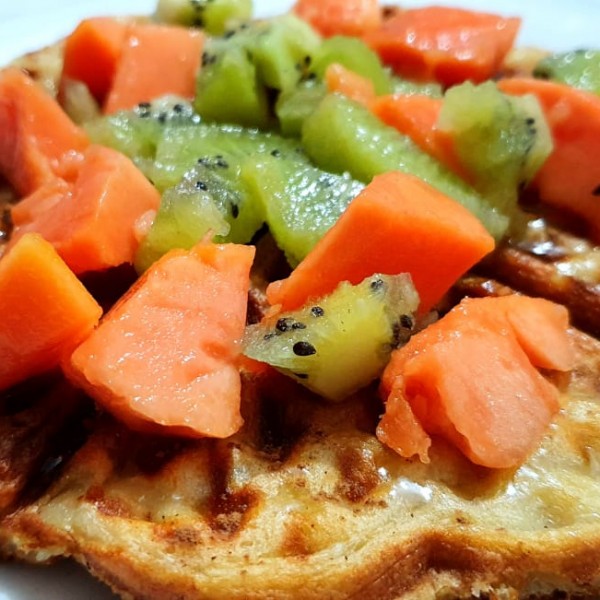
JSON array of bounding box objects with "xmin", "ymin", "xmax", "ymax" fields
[
  {"xmin": 275, "ymin": 79, "xmax": 326, "ymax": 137},
  {"xmin": 242, "ymin": 153, "xmax": 364, "ymax": 266},
  {"xmin": 85, "ymin": 96, "xmax": 200, "ymax": 177},
  {"xmin": 244, "ymin": 274, "xmax": 419, "ymax": 401},
  {"xmin": 135, "ymin": 167, "xmax": 230, "ymax": 273},
  {"xmin": 438, "ymin": 81, "xmax": 553, "ymax": 221},
  {"xmin": 302, "ymin": 94, "xmax": 508, "ymax": 239},
  {"xmin": 144, "ymin": 125, "xmax": 309, "ymax": 254},
  {"xmin": 152, "ymin": 123, "xmax": 306, "ymax": 191},
  {"xmin": 390, "ymin": 76, "xmax": 443, "ymax": 98},
  {"xmin": 196, "ymin": 43, "xmax": 270, "ymax": 128},
  {"xmin": 194, "ymin": 15, "xmax": 321, "ymax": 127},
  {"xmin": 155, "ymin": 0, "xmax": 252, "ymax": 35},
  {"xmin": 534, "ymin": 49, "xmax": 600, "ymax": 95}
]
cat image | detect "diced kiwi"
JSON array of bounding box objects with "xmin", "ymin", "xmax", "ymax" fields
[
  {"xmin": 242, "ymin": 153, "xmax": 364, "ymax": 266},
  {"xmin": 252, "ymin": 16, "xmax": 321, "ymax": 92},
  {"xmin": 145, "ymin": 125, "xmax": 309, "ymax": 253},
  {"xmin": 390, "ymin": 76, "xmax": 443, "ymax": 98},
  {"xmin": 438, "ymin": 81, "xmax": 553, "ymax": 220},
  {"xmin": 192, "ymin": 156, "xmax": 265, "ymax": 244},
  {"xmin": 194, "ymin": 15, "xmax": 321, "ymax": 127},
  {"xmin": 302, "ymin": 93, "xmax": 508, "ymax": 239},
  {"xmin": 155, "ymin": 0, "xmax": 252, "ymax": 35},
  {"xmin": 152, "ymin": 123, "xmax": 306, "ymax": 190},
  {"xmin": 244, "ymin": 274, "xmax": 419, "ymax": 401},
  {"xmin": 195, "ymin": 43, "xmax": 270, "ymax": 128},
  {"xmin": 135, "ymin": 167, "xmax": 230, "ymax": 273},
  {"xmin": 85, "ymin": 96, "xmax": 200, "ymax": 176},
  {"xmin": 275, "ymin": 79, "xmax": 326, "ymax": 137},
  {"xmin": 311, "ymin": 36, "xmax": 392, "ymax": 95},
  {"xmin": 534, "ymin": 49, "xmax": 600, "ymax": 95}
]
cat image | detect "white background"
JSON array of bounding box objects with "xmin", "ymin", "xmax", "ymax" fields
[{"xmin": 0, "ymin": 0, "xmax": 598, "ymax": 598}]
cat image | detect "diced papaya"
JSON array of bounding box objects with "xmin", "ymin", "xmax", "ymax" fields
[
  {"xmin": 364, "ymin": 7, "xmax": 520, "ymax": 86},
  {"xmin": 488, "ymin": 294, "xmax": 574, "ymax": 372},
  {"xmin": 376, "ymin": 381, "xmax": 431, "ymax": 463},
  {"xmin": 266, "ymin": 171, "xmax": 494, "ymax": 314},
  {"xmin": 0, "ymin": 233, "xmax": 102, "ymax": 391},
  {"xmin": 378, "ymin": 295, "xmax": 573, "ymax": 469},
  {"xmin": 325, "ymin": 63, "xmax": 377, "ymax": 107},
  {"xmin": 10, "ymin": 177, "xmax": 70, "ymax": 225},
  {"xmin": 498, "ymin": 78, "xmax": 600, "ymax": 241},
  {"xmin": 293, "ymin": 0, "xmax": 381, "ymax": 38},
  {"xmin": 0, "ymin": 68, "xmax": 89, "ymax": 195},
  {"xmin": 61, "ymin": 17, "xmax": 128, "ymax": 104},
  {"xmin": 67, "ymin": 242, "xmax": 255, "ymax": 439},
  {"xmin": 370, "ymin": 94, "xmax": 468, "ymax": 180},
  {"xmin": 10, "ymin": 145, "xmax": 160, "ymax": 274},
  {"xmin": 104, "ymin": 23, "xmax": 204, "ymax": 114}
]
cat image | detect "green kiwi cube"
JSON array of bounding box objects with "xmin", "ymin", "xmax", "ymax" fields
[
  {"xmin": 438, "ymin": 81, "xmax": 553, "ymax": 219},
  {"xmin": 152, "ymin": 123, "xmax": 305, "ymax": 190},
  {"xmin": 242, "ymin": 153, "xmax": 364, "ymax": 266},
  {"xmin": 244, "ymin": 274, "xmax": 419, "ymax": 401},
  {"xmin": 390, "ymin": 76, "xmax": 443, "ymax": 98},
  {"xmin": 275, "ymin": 79, "xmax": 326, "ymax": 137},
  {"xmin": 155, "ymin": 0, "xmax": 252, "ymax": 35},
  {"xmin": 135, "ymin": 167, "xmax": 230, "ymax": 273},
  {"xmin": 252, "ymin": 15, "xmax": 322, "ymax": 92},
  {"xmin": 195, "ymin": 43, "xmax": 270, "ymax": 128},
  {"xmin": 302, "ymin": 94, "xmax": 508, "ymax": 239},
  {"xmin": 534, "ymin": 49, "xmax": 600, "ymax": 96},
  {"xmin": 85, "ymin": 96, "xmax": 199, "ymax": 160}
]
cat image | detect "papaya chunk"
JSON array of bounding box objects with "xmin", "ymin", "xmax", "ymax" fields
[
  {"xmin": 267, "ymin": 171, "xmax": 494, "ymax": 314},
  {"xmin": 0, "ymin": 234, "xmax": 102, "ymax": 392},
  {"xmin": 293, "ymin": 0, "xmax": 381, "ymax": 38},
  {"xmin": 371, "ymin": 94, "xmax": 467, "ymax": 179},
  {"xmin": 0, "ymin": 68, "xmax": 89, "ymax": 195},
  {"xmin": 104, "ymin": 23, "xmax": 204, "ymax": 114},
  {"xmin": 61, "ymin": 17, "xmax": 128, "ymax": 103},
  {"xmin": 378, "ymin": 295, "xmax": 574, "ymax": 469},
  {"xmin": 10, "ymin": 145, "xmax": 160, "ymax": 274},
  {"xmin": 67, "ymin": 243, "xmax": 255, "ymax": 439},
  {"xmin": 364, "ymin": 7, "xmax": 520, "ymax": 86}
]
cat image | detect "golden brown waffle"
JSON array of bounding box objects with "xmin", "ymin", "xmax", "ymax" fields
[
  {"xmin": 0, "ymin": 374, "xmax": 93, "ymax": 519},
  {"xmin": 2, "ymin": 328, "xmax": 600, "ymax": 599}
]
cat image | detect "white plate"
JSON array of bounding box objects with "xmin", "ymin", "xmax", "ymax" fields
[{"xmin": 0, "ymin": 0, "xmax": 598, "ymax": 598}]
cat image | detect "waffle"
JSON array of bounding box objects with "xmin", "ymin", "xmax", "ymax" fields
[
  {"xmin": 0, "ymin": 373, "xmax": 92, "ymax": 519},
  {"xmin": 1, "ymin": 325, "xmax": 599, "ymax": 599}
]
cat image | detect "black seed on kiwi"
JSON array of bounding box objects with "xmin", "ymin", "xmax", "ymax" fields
[
  {"xmin": 370, "ymin": 278, "xmax": 385, "ymax": 292},
  {"xmin": 293, "ymin": 341, "xmax": 317, "ymax": 356},
  {"xmin": 276, "ymin": 318, "xmax": 294, "ymax": 332},
  {"xmin": 311, "ymin": 306, "xmax": 324, "ymax": 317}
]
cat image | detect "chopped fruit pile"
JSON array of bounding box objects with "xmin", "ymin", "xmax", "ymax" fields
[{"xmin": 0, "ymin": 0, "xmax": 595, "ymax": 469}]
